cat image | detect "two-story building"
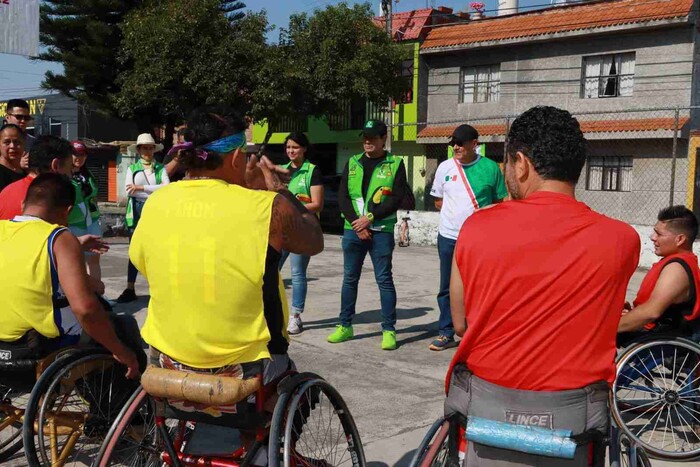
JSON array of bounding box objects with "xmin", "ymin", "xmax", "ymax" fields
[{"xmin": 416, "ymin": 0, "xmax": 700, "ymax": 226}]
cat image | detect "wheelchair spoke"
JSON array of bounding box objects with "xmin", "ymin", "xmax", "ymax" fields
[
  {"xmin": 620, "ymin": 398, "xmax": 664, "ymax": 414},
  {"xmin": 671, "ymin": 405, "xmax": 694, "ymax": 450}
]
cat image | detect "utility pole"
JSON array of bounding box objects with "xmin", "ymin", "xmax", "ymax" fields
[{"xmin": 381, "ymin": 0, "xmax": 393, "ymax": 153}]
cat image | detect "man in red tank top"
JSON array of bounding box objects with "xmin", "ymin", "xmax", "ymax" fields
[{"xmin": 618, "ymin": 206, "xmax": 700, "ymax": 345}]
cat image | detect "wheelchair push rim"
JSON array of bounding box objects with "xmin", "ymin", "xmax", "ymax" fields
[{"xmin": 612, "ymin": 338, "xmax": 700, "ymax": 460}]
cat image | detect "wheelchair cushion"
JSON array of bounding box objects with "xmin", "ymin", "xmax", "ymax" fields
[{"xmin": 141, "ymin": 366, "xmax": 262, "ymax": 406}]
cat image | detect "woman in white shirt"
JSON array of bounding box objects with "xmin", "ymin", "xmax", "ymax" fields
[{"xmin": 116, "ymin": 133, "xmax": 170, "ymax": 303}]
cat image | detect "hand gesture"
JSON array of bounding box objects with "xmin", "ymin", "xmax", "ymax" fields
[
  {"xmin": 357, "ymin": 229, "xmax": 372, "ymax": 241},
  {"xmin": 125, "ymin": 184, "xmax": 142, "ymax": 195},
  {"xmin": 113, "ymin": 347, "xmax": 141, "ymax": 380},
  {"xmin": 246, "ymin": 155, "xmax": 289, "ymax": 191},
  {"xmin": 77, "ymin": 235, "xmax": 109, "ymax": 255},
  {"xmin": 352, "ymin": 216, "xmax": 372, "ymax": 232}
]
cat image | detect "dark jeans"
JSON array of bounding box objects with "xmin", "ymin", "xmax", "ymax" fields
[
  {"xmin": 127, "ymin": 199, "xmax": 146, "ymax": 284},
  {"xmin": 339, "ymin": 229, "xmax": 397, "ymax": 331},
  {"xmin": 437, "ymin": 234, "xmax": 456, "ymax": 338}
]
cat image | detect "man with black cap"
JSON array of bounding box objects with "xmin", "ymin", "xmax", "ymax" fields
[
  {"xmin": 328, "ymin": 119, "xmax": 409, "ymax": 350},
  {"xmin": 428, "ymin": 124, "xmax": 507, "ymax": 351}
]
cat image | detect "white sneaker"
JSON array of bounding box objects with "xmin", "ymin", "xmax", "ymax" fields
[{"xmin": 287, "ymin": 315, "xmax": 303, "ymax": 335}]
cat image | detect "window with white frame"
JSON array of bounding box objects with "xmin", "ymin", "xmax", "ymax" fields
[
  {"xmin": 582, "ymin": 53, "xmax": 635, "ymax": 99},
  {"xmin": 461, "ymin": 64, "xmax": 500, "ymax": 103},
  {"xmin": 586, "ymin": 156, "xmax": 633, "ymax": 192}
]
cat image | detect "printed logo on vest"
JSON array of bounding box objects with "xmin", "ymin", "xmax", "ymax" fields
[
  {"xmin": 504, "ymin": 410, "xmax": 553, "ymax": 429},
  {"xmin": 0, "ymin": 350, "xmax": 11, "ymax": 361}
]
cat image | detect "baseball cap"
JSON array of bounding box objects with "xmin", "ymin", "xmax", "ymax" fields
[
  {"xmin": 449, "ymin": 124, "xmax": 479, "ymax": 145},
  {"xmin": 71, "ymin": 140, "xmax": 87, "ymax": 156},
  {"xmin": 361, "ymin": 119, "xmax": 388, "ymax": 138}
]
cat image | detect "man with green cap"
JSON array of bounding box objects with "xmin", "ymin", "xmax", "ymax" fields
[{"xmin": 328, "ymin": 119, "xmax": 409, "ymax": 350}]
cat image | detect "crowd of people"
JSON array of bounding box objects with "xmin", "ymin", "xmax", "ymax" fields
[{"xmin": 1, "ymin": 98, "xmax": 699, "ymax": 466}]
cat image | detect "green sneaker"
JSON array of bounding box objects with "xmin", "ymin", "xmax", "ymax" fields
[
  {"xmin": 381, "ymin": 331, "xmax": 397, "ymax": 350},
  {"xmin": 327, "ymin": 325, "xmax": 353, "ymax": 343}
]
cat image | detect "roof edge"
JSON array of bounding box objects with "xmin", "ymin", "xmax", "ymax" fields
[{"xmin": 420, "ymin": 16, "xmax": 692, "ymax": 54}]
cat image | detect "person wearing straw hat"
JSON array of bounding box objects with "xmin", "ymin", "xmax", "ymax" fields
[{"xmin": 116, "ymin": 133, "xmax": 169, "ymax": 303}]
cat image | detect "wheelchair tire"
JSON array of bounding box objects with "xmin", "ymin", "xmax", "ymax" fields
[
  {"xmin": 22, "ymin": 348, "xmax": 136, "ymax": 466},
  {"xmin": 611, "ymin": 337, "xmax": 700, "ymax": 460},
  {"xmin": 269, "ymin": 377, "xmax": 365, "ymax": 467},
  {"xmin": 411, "ymin": 417, "xmax": 463, "ymax": 467},
  {"xmin": 95, "ymin": 386, "xmax": 166, "ymax": 467},
  {"xmin": 0, "ymin": 384, "xmax": 25, "ymax": 462},
  {"xmin": 618, "ymin": 434, "xmax": 652, "ymax": 467}
]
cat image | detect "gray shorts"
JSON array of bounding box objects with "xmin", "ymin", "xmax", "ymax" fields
[{"xmin": 445, "ymin": 365, "xmax": 609, "ymax": 467}]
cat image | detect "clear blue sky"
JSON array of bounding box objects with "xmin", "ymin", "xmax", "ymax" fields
[{"xmin": 0, "ymin": 0, "xmax": 544, "ymax": 100}]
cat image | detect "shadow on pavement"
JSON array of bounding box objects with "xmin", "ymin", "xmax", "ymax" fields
[
  {"xmin": 304, "ymin": 307, "xmax": 433, "ymax": 330},
  {"xmin": 113, "ymin": 295, "xmax": 150, "ymax": 316},
  {"xmin": 395, "ymin": 449, "xmax": 418, "ymax": 466},
  {"xmin": 282, "ymin": 277, "xmax": 319, "ymax": 288}
]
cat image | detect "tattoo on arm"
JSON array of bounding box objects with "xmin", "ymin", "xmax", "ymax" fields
[{"xmin": 269, "ymin": 192, "xmax": 323, "ymax": 256}]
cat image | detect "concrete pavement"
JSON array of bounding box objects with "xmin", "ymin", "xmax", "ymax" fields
[
  {"xmin": 99, "ymin": 234, "xmax": 661, "ymax": 466},
  {"xmin": 9, "ymin": 233, "xmax": 678, "ymax": 466}
]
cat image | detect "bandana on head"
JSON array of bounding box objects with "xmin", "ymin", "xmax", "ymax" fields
[
  {"xmin": 203, "ymin": 132, "xmax": 247, "ymax": 155},
  {"xmin": 167, "ymin": 133, "xmax": 246, "ymax": 161}
]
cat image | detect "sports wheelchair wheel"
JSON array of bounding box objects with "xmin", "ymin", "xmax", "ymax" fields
[
  {"xmin": 269, "ymin": 373, "xmax": 366, "ymax": 467},
  {"xmin": 409, "ymin": 417, "xmax": 462, "ymax": 467},
  {"xmin": 612, "ymin": 337, "xmax": 700, "ymax": 460},
  {"xmin": 0, "ymin": 382, "xmax": 27, "ymax": 462},
  {"xmin": 22, "ymin": 348, "xmax": 138, "ymax": 466},
  {"xmin": 618, "ymin": 433, "xmax": 651, "ymax": 467},
  {"xmin": 95, "ymin": 386, "xmax": 166, "ymax": 466}
]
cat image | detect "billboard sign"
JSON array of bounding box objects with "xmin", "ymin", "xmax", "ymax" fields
[{"xmin": 0, "ymin": 0, "xmax": 40, "ymax": 57}]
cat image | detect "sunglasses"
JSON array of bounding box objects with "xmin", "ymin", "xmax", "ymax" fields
[
  {"xmin": 450, "ymin": 139, "xmax": 476, "ymax": 147},
  {"xmin": 7, "ymin": 114, "xmax": 33, "ymax": 122}
]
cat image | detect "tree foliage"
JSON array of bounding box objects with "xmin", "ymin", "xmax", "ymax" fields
[
  {"xmin": 252, "ymin": 2, "xmax": 406, "ymax": 140},
  {"xmin": 38, "ymin": 0, "xmax": 141, "ymax": 114},
  {"xmin": 114, "ymin": 0, "xmax": 265, "ymax": 125}
]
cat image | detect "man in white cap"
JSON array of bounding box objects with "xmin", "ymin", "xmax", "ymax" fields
[{"xmin": 116, "ymin": 133, "xmax": 168, "ymax": 303}]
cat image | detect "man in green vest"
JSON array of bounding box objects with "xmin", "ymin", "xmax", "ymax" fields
[{"xmin": 328, "ymin": 119, "xmax": 409, "ymax": 350}]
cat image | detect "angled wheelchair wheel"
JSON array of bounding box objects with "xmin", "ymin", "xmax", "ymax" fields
[
  {"xmin": 0, "ymin": 382, "xmax": 28, "ymax": 462},
  {"xmin": 95, "ymin": 386, "xmax": 166, "ymax": 467},
  {"xmin": 618, "ymin": 433, "xmax": 652, "ymax": 467},
  {"xmin": 269, "ymin": 375, "xmax": 365, "ymax": 467},
  {"xmin": 409, "ymin": 417, "xmax": 463, "ymax": 467},
  {"xmin": 612, "ymin": 338, "xmax": 700, "ymax": 460},
  {"xmin": 22, "ymin": 348, "xmax": 138, "ymax": 466}
]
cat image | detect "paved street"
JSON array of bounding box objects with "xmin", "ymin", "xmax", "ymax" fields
[{"xmin": 8, "ymin": 233, "xmax": 679, "ymax": 466}]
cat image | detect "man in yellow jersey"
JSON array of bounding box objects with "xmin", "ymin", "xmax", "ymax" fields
[
  {"xmin": 129, "ymin": 105, "xmax": 323, "ymax": 392},
  {"xmin": 0, "ymin": 173, "xmax": 140, "ymax": 378}
]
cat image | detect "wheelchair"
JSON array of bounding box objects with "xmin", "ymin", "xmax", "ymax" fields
[
  {"xmin": 409, "ymin": 414, "xmax": 651, "ymax": 467},
  {"xmin": 94, "ymin": 363, "xmax": 366, "ymax": 467},
  {"xmin": 1, "ymin": 343, "xmax": 137, "ymax": 466},
  {"xmin": 611, "ymin": 334, "xmax": 700, "ymax": 462}
]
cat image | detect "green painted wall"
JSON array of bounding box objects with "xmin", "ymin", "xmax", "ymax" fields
[{"xmin": 252, "ymin": 42, "xmax": 421, "ymax": 145}]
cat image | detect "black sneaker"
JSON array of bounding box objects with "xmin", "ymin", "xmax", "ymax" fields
[{"xmin": 116, "ymin": 288, "xmax": 137, "ymax": 303}]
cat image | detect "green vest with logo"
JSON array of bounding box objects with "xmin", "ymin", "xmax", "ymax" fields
[
  {"xmin": 284, "ymin": 159, "xmax": 316, "ymax": 204},
  {"xmin": 125, "ymin": 160, "xmax": 165, "ymax": 228},
  {"xmin": 83, "ymin": 173, "xmax": 100, "ymax": 221},
  {"xmin": 344, "ymin": 153, "xmax": 401, "ymax": 232},
  {"xmin": 68, "ymin": 180, "xmax": 89, "ymax": 229}
]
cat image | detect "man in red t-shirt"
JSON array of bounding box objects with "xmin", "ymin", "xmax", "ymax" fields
[
  {"xmin": 445, "ymin": 106, "xmax": 640, "ymax": 466},
  {"xmin": 0, "ymin": 135, "xmax": 74, "ymax": 220}
]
